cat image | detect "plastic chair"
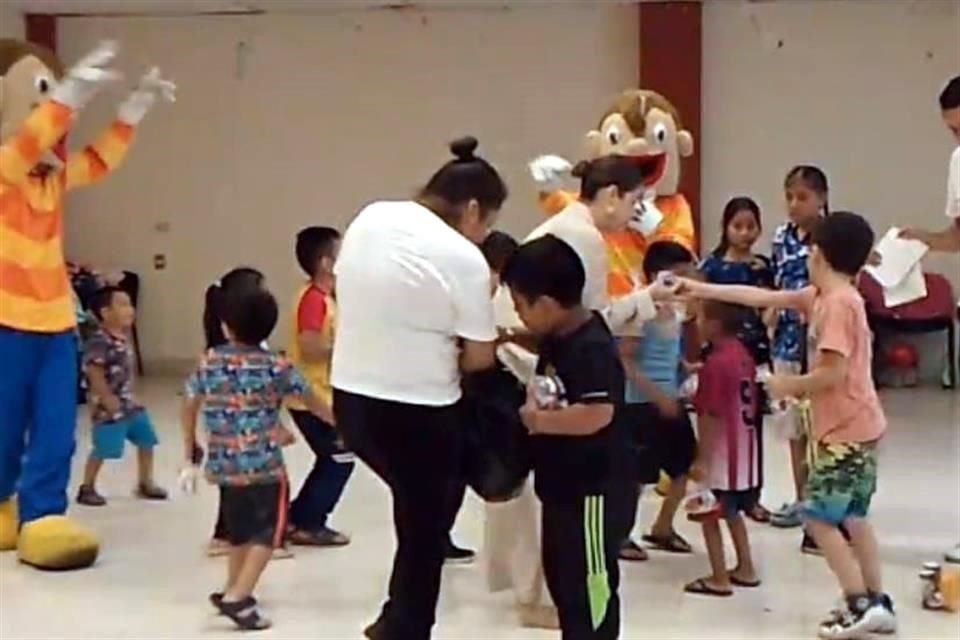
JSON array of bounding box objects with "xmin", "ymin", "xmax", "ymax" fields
[{"xmin": 859, "ymin": 272, "xmax": 957, "ymax": 389}]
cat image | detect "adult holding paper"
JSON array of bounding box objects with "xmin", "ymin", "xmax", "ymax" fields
[
  {"xmin": 900, "ymin": 75, "xmax": 960, "ymax": 251},
  {"xmin": 898, "ymin": 75, "xmax": 960, "ymax": 566}
]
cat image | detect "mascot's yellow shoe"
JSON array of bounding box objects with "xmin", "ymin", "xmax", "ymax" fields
[
  {"xmin": 0, "ymin": 499, "xmax": 18, "ymax": 551},
  {"xmin": 17, "ymin": 515, "xmax": 99, "ymax": 570}
]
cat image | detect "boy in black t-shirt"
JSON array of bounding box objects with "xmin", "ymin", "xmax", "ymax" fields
[{"xmin": 502, "ymin": 234, "xmax": 627, "ymax": 640}]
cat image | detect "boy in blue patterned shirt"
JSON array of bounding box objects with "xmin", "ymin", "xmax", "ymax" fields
[
  {"xmin": 181, "ymin": 286, "xmax": 334, "ymax": 631},
  {"xmin": 77, "ymin": 286, "xmax": 167, "ymax": 506}
]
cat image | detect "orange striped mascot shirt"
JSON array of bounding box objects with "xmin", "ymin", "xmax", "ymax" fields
[
  {"xmin": 538, "ymin": 190, "xmax": 696, "ymax": 295},
  {"xmin": 0, "ymin": 100, "xmax": 134, "ymax": 333}
]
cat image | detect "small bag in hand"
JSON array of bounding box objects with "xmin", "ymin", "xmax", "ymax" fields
[{"xmin": 460, "ymin": 367, "xmax": 531, "ymax": 503}]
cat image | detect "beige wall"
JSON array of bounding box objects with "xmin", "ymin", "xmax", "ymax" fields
[
  {"xmin": 57, "ymin": 1, "xmax": 960, "ymax": 369},
  {"xmin": 0, "ymin": 3, "xmax": 23, "ymax": 39},
  {"xmin": 702, "ymin": 0, "xmax": 960, "ymax": 285},
  {"xmin": 58, "ymin": 7, "xmax": 639, "ymax": 363}
]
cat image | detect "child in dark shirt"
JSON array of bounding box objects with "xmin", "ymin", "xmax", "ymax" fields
[{"xmin": 502, "ymin": 234, "xmax": 627, "ymax": 640}]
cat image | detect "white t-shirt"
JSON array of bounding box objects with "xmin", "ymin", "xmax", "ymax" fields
[
  {"xmin": 946, "ymin": 145, "xmax": 960, "ymax": 220},
  {"xmin": 494, "ymin": 202, "xmax": 609, "ymax": 328},
  {"xmin": 331, "ymin": 200, "xmax": 496, "ymax": 406}
]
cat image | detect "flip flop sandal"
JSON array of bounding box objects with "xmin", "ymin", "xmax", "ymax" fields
[
  {"xmin": 684, "ymin": 578, "xmax": 733, "ymax": 597},
  {"xmin": 618, "ymin": 539, "xmax": 649, "ymax": 562},
  {"xmin": 216, "ymin": 596, "xmax": 271, "ymax": 630},
  {"xmin": 643, "ymin": 531, "xmax": 693, "ymax": 554},
  {"xmin": 747, "ymin": 504, "xmax": 772, "ymax": 523},
  {"xmin": 729, "ymin": 575, "xmax": 762, "ymax": 588}
]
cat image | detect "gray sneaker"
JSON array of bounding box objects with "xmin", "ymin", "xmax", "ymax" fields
[{"xmin": 771, "ymin": 502, "xmax": 804, "ymax": 528}]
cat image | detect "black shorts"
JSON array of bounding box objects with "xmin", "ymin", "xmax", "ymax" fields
[
  {"xmin": 622, "ymin": 403, "xmax": 697, "ymax": 484},
  {"xmin": 219, "ymin": 481, "xmax": 288, "ymax": 547},
  {"xmin": 713, "ymin": 488, "xmax": 760, "ymax": 521}
]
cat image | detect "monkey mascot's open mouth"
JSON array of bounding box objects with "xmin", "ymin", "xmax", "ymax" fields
[{"xmin": 631, "ymin": 152, "xmax": 667, "ymax": 190}]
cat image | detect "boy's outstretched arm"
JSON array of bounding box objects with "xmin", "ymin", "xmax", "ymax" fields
[{"xmin": 683, "ymin": 279, "xmax": 813, "ymax": 311}]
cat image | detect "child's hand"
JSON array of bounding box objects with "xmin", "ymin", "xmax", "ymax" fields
[
  {"xmin": 273, "ymin": 426, "xmax": 296, "ymax": 447},
  {"xmin": 519, "ymin": 384, "xmax": 541, "ymax": 433},
  {"xmin": 654, "ymin": 394, "xmax": 681, "ymax": 420},
  {"xmin": 178, "ymin": 465, "xmax": 201, "ymax": 495},
  {"xmin": 103, "ymin": 394, "xmax": 122, "ymax": 415},
  {"xmin": 688, "ymin": 459, "xmax": 708, "ymax": 483},
  {"xmin": 765, "ymin": 373, "xmax": 795, "ymax": 400},
  {"xmin": 761, "ymin": 307, "xmax": 779, "ymax": 328},
  {"xmin": 682, "ymin": 360, "xmax": 703, "ymax": 375}
]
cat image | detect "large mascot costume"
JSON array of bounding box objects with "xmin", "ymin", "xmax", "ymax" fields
[
  {"xmin": 530, "ymin": 89, "xmax": 697, "ymax": 293},
  {"xmin": 0, "ymin": 39, "xmax": 174, "ymax": 570}
]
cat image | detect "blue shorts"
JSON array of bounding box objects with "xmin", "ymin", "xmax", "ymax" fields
[{"xmin": 91, "ymin": 411, "xmax": 159, "ymax": 460}]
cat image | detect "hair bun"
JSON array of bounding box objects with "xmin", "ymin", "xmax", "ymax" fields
[
  {"xmin": 570, "ymin": 160, "xmax": 591, "ymax": 179},
  {"xmin": 449, "ymin": 136, "xmax": 479, "ymax": 162}
]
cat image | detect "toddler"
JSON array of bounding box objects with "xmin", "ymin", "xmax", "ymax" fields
[
  {"xmin": 181, "ymin": 286, "xmax": 333, "ymax": 630},
  {"xmin": 76, "ymin": 286, "xmax": 167, "ymax": 506}
]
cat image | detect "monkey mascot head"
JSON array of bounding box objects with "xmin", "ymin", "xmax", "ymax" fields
[
  {"xmin": 584, "ymin": 89, "xmax": 694, "ymax": 197},
  {"xmin": 0, "ymin": 39, "xmax": 68, "ymax": 172}
]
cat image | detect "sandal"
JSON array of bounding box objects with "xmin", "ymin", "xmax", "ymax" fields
[
  {"xmin": 729, "ymin": 574, "xmax": 762, "ymax": 588},
  {"xmin": 210, "ymin": 592, "xmax": 259, "ymax": 611},
  {"xmin": 216, "ymin": 596, "xmax": 271, "ymax": 630},
  {"xmin": 747, "ymin": 504, "xmax": 771, "ymax": 523},
  {"xmin": 619, "ymin": 539, "xmax": 649, "ymax": 562},
  {"xmin": 684, "ymin": 578, "xmax": 733, "ymax": 597},
  {"xmin": 643, "ymin": 531, "xmax": 693, "ymax": 554}
]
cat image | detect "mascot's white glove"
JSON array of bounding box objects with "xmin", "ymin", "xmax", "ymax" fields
[
  {"xmin": 50, "ymin": 40, "xmax": 122, "ymax": 111},
  {"xmin": 117, "ymin": 67, "xmax": 177, "ymax": 125},
  {"xmin": 178, "ymin": 465, "xmax": 201, "ymax": 495},
  {"xmin": 529, "ymin": 154, "xmax": 573, "ymax": 192}
]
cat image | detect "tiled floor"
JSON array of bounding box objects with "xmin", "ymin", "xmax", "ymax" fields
[{"xmin": 1, "ymin": 379, "xmax": 958, "ymax": 639}]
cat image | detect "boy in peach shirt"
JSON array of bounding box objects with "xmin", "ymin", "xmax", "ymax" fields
[{"xmin": 684, "ymin": 212, "xmax": 897, "ymax": 639}]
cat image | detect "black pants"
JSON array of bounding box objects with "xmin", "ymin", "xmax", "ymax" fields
[
  {"xmin": 542, "ymin": 493, "xmax": 622, "ymax": 640},
  {"xmin": 288, "ymin": 409, "xmax": 355, "ymax": 531},
  {"xmin": 334, "ymin": 388, "xmax": 462, "ymax": 640}
]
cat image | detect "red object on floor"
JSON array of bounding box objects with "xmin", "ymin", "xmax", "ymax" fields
[{"xmin": 885, "ymin": 342, "xmax": 919, "ymax": 370}]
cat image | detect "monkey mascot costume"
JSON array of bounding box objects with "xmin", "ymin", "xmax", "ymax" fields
[
  {"xmin": 530, "ymin": 88, "xmax": 698, "ymax": 498},
  {"xmin": 0, "ymin": 39, "xmax": 175, "ymax": 570},
  {"xmin": 530, "ymin": 89, "xmax": 697, "ymax": 295}
]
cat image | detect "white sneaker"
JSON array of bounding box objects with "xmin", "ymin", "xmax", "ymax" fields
[
  {"xmin": 818, "ymin": 599, "xmax": 890, "ymax": 639},
  {"xmin": 945, "ymin": 543, "xmax": 960, "ymax": 564}
]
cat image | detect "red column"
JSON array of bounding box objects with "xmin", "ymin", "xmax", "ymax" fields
[
  {"xmin": 638, "ymin": 1, "xmax": 702, "ymax": 252},
  {"xmin": 24, "ymin": 14, "xmax": 57, "ymax": 53}
]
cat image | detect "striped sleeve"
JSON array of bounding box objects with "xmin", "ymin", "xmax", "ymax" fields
[
  {"xmin": 538, "ymin": 189, "xmax": 577, "ymax": 217},
  {"xmin": 0, "ymin": 101, "xmax": 74, "ymax": 187},
  {"xmin": 65, "ymin": 121, "xmax": 136, "ymax": 191}
]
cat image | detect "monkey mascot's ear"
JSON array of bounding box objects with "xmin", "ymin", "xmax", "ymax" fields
[{"xmin": 0, "ymin": 39, "xmax": 66, "ymax": 157}]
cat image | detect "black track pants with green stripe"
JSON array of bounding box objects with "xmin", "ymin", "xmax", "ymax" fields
[{"xmin": 542, "ymin": 494, "xmax": 621, "ymax": 639}]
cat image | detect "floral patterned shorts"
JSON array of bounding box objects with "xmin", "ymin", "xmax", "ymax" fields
[{"xmin": 802, "ymin": 442, "xmax": 878, "ymax": 525}]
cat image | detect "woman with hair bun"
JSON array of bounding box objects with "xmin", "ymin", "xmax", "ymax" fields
[{"xmin": 331, "ymin": 137, "xmax": 508, "ymax": 640}]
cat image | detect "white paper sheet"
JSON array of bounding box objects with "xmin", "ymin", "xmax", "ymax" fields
[
  {"xmin": 881, "ymin": 263, "xmax": 927, "ymax": 307},
  {"xmin": 863, "ymin": 226, "xmax": 928, "ymax": 288}
]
